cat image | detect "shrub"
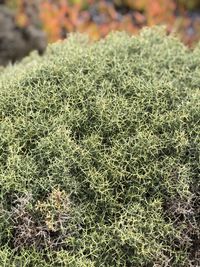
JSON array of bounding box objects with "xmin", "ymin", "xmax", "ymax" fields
[{"xmin": 0, "ymin": 27, "xmax": 199, "ymax": 266}]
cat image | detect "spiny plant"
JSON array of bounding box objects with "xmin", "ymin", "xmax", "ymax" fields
[{"xmin": 0, "ymin": 27, "xmax": 199, "ymax": 266}]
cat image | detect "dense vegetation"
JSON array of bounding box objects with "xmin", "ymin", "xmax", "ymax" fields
[{"xmin": 0, "ymin": 28, "xmax": 199, "ymax": 266}]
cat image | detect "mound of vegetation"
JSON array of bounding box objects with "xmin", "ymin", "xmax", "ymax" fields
[{"xmin": 0, "ymin": 28, "xmax": 199, "ymax": 266}]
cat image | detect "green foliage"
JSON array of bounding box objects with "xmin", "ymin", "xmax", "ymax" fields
[{"xmin": 0, "ymin": 28, "xmax": 199, "ymax": 266}]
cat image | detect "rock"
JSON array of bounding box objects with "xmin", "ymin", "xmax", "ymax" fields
[{"xmin": 0, "ymin": 4, "xmax": 47, "ymax": 66}]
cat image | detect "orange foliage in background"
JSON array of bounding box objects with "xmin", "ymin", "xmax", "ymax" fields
[
  {"xmin": 39, "ymin": 0, "xmax": 138, "ymax": 42},
  {"xmin": 9, "ymin": 0, "xmax": 200, "ymax": 46}
]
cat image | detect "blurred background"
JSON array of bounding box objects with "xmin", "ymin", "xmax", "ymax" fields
[{"xmin": 1, "ymin": 0, "xmax": 200, "ymax": 65}]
